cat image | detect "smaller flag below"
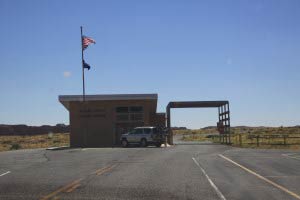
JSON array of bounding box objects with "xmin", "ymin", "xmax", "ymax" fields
[
  {"xmin": 83, "ymin": 60, "xmax": 91, "ymax": 70},
  {"xmin": 82, "ymin": 36, "xmax": 96, "ymax": 50}
]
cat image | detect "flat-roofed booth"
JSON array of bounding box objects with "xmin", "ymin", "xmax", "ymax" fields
[{"xmin": 59, "ymin": 94, "xmax": 165, "ymax": 147}]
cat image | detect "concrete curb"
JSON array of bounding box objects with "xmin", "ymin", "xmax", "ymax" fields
[{"xmin": 46, "ymin": 146, "xmax": 69, "ymax": 151}]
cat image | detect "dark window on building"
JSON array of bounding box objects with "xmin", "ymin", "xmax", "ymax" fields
[
  {"xmin": 130, "ymin": 113, "xmax": 143, "ymax": 121},
  {"xmin": 130, "ymin": 106, "xmax": 143, "ymax": 113},
  {"xmin": 116, "ymin": 114, "xmax": 129, "ymax": 121},
  {"xmin": 116, "ymin": 107, "xmax": 129, "ymax": 113},
  {"xmin": 116, "ymin": 106, "xmax": 144, "ymax": 122}
]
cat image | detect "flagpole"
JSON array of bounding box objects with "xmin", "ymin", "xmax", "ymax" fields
[
  {"xmin": 81, "ymin": 26, "xmax": 87, "ymax": 147},
  {"xmin": 80, "ymin": 26, "xmax": 85, "ymax": 102}
]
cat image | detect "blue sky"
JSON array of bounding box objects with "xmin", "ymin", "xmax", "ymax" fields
[{"xmin": 0, "ymin": 0, "xmax": 299, "ymax": 128}]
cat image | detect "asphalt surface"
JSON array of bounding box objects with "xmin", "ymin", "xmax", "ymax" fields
[{"xmin": 0, "ymin": 138, "xmax": 300, "ymax": 200}]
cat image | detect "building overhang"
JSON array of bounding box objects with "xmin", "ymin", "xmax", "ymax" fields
[
  {"xmin": 59, "ymin": 94, "xmax": 158, "ymax": 111},
  {"xmin": 167, "ymin": 101, "xmax": 229, "ymax": 108}
]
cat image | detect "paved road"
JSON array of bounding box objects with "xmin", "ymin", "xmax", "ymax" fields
[{"xmin": 0, "ymin": 142, "xmax": 300, "ymax": 200}]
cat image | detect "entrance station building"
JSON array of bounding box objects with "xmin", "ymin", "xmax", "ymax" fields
[{"xmin": 59, "ymin": 94, "xmax": 165, "ymax": 147}]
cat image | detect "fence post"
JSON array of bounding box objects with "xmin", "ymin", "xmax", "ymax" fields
[
  {"xmin": 227, "ymin": 134, "xmax": 230, "ymax": 144},
  {"xmin": 222, "ymin": 135, "xmax": 224, "ymax": 144},
  {"xmin": 239, "ymin": 134, "xmax": 242, "ymax": 146},
  {"xmin": 221, "ymin": 134, "xmax": 224, "ymax": 144},
  {"xmin": 283, "ymin": 135, "xmax": 287, "ymax": 146},
  {"xmin": 227, "ymin": 134, "xmax": 229, "ymax": 144},
  {"xmin": 256, "ymin": 135, "xmax": 259, "ymax": 147}
]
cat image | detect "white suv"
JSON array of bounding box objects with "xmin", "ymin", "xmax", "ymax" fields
[{"xmin": 120, "ymin": 127, "xmax": 164, "ymax": 147}]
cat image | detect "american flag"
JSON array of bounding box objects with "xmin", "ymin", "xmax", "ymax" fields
[{"xmin": 82, "ymin": 36, "xmax": 96, "ymax": 50}]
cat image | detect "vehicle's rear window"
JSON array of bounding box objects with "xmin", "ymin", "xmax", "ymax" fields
[
  {"xmin": 134, "ymin": 128, "xmax": 143, "ymax": 134},
  {"xmin": 144, "ymin": 128, "xmax": 151, "ymax": 134}
]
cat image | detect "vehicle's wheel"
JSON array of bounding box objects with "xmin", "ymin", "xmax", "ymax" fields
[
  {"xmin": 140, "ymin": 139, "xmax": 147, "ymax": 147},
  {"xmin": 121, "ymin": 139, "xmax": 128, "ymax": 147},
  {"xmin": 155, "ymin": 142, "xmax": 162, "ymax": 147}
]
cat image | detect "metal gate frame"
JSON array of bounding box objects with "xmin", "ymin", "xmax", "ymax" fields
[{"xmin": 166, "ymin": 101, "xmax": 230, "ymax": 144}]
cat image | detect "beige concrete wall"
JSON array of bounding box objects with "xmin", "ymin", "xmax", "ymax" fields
[{"xmin": 69, "ymin": 99, "xmax": 157, "ymax": 147}]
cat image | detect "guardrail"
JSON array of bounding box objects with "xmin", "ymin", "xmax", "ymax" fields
[{"xmin": 212, "ymin": 134, "xmax": 300, "ymax": 147}]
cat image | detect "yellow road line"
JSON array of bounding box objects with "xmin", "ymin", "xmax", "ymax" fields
[
  {"xmin": 219, "ymin": 154, "xmax": 300, "ymax": 200},
  {"xmin": 40, "ymin": 179, "xmax": 82, "ymax": 200},
  {"xmin": 40, "ymin": 164, "xmax": 117, "ymax": 200},
  {"xmin": 94, "ymin": 164, "xmax": 117, "ymax": 176},
  {"xmin": 65, "ymin": 183, "xmax": 81, "ymax": 193}
]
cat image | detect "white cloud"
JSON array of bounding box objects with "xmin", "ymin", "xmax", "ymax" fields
[{"xmin": 63, "ymin": 71, "xmax": 71, "ymax": 78}]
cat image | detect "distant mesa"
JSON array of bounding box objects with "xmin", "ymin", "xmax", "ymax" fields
[
  {"xmin": 171, "ymin": 125, "xmax": 300, "ymax": 131},
  {"xmin": 0, "ymin": 124, "xmax": 70, "ymax": 136},
  {"xmin": 201, "ymin": 126, "xmax": 217, "ymax": 130},
  {"xmin": 171, "ymin": 127, "xmax": 188, "ymax": 130}
]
